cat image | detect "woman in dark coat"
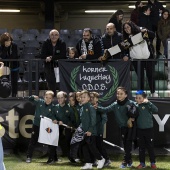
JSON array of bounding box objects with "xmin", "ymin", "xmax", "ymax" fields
[
  {"xmin": 0, "ymin": 33, "xmax": 19, "ymax": 97},
  {"xmin": 109, "ymin": 10, "xmax": 124, "ymax": 33}
]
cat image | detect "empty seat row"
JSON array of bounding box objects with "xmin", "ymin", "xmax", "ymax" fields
[{"xmin": 0, "ymin": 28, "xmax": 102, "ymax": 37}]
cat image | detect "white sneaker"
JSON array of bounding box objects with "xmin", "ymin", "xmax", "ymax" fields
[
  {"xmin": 151, "ymin": 92, "xmax": 159, "ymax": 97},
  {"xmin": 97, "ymin": 158, "xmax": 105, "ymax": 169},
  {"xmin": 80, "ymin": 163, "xmax": 93, "ymax": 169},
  {"xmin": 167, "ymin": 81, "xmax": 170, "ymax": 90},
  {"xmin": 26, "ymin": 157, "xmax": 32, "ymax": 163}
]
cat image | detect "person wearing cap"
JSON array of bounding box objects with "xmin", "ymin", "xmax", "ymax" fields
[{"xmin": 135, "ymin": 90, "xmax": 158, "ymax": 169}]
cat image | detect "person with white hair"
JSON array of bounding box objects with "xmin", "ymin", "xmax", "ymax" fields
[{"xmin": 41, "ymin": 29, "xmax": 66, "ymax": 96}]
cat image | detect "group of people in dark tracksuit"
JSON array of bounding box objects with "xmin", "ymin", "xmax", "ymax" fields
[
  {"xmin": 25, "ymin": 89, "xmax": 111, "ymax": 169},
  {"xmin": 24, "ymin": 85, "xmax": 158, "ymax": 169},
  {"xmin": 97, "ymin": 87, "xmax": 158, "ymax": 169}
]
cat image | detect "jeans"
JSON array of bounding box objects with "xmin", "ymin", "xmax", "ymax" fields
[{"xmin": 0, "ymin": 138, "xmax": 6, "ymax": 170}]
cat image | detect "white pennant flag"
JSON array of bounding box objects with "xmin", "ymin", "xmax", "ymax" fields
[{"xmin": 38, "ymin": 116, "xmax": 59, "ymax": 146}]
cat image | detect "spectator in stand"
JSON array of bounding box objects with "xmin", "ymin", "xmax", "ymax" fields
[
  {"xmin": 138, "ymin": 6, "xmax": 153, "ymax": 31},
  {"xmin": 101, "ymin": 23, "xmax": 128, "ymax": 61},
  {"xmin": 67, "ymin": 47, "xmax": 78, "ymax": 59},
  {"xmin": 41, "ymin": 29, "xmax": 66, "ymax": 96},
  {"xmin": 109, "ymin": 10, "xmax": 124, "ymax": 33},
  {"xmin": 130, "ymin": 1, "xmax": 143, "ymax": 25},
  {"xmin": 157, "ymin": 9, "xmax": 170, "ymax": 58},
  {"xmin": 147, "ymin": 0, "xmax": 164, "ymax": 55},
  {"xmin": 0, "ymin": 32, "xmax": 19, "ymax": 97},
  {"xmin": 122, "ymin": 21, "xmax": 158, "ymax": 97},
  {"xmin": 76, "ymin": 28, "xmax": 102, "ymax": 60}
]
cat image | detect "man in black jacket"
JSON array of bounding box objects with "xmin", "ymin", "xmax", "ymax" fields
[
  {"xmin": 76, "ymin": 28, "xmax": 102, "ymax": 60},
  {"xmin": 101, "ymin": 23, "xmax": 128, "ymax": 61},
  {"xmin": 41, "ymin": 29, "xmax": 66, "ymax": 96},
  {"xmin": 147, "ymin": 0, "xmax": 164, "ymax": 55}
]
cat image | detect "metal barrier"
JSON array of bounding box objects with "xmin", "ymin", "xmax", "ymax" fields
[{"xmin": 0, "ymin": 58, "xmax": 169, "ymax": 98}]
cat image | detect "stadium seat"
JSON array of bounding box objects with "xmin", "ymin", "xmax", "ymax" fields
[
  {"xmin": 92, "ymin": 29, "xmax": 102, "ymax": 36},
  {"xmin": 11, "ymin": 29, "xmax": 24, "ymax": 37},
  {"xmin": 70, "ymin": 34, "xmax": 82, "ymax": 41},
  {"xmin": 41, "ymin": 29, "xmax": 51, "ymax": 34},
  {"xmin": 24, "ymin": 40, "xmax": 40, "ymax": 48},
  {"xmin": 37, "ymin": 34, "xmax": 49, "ymax": 44},
  {"xmin": 27, "ymin": 29, "xmax": 40, "ymax": 37},
  {"xmin": 73, "ymin": 29, "xmax": 83, "ymax": 35},
  {"xmin": 11, "ymin": 33, "xmax": 20, "ymax": 41},
  {"xmin": 59, "ymin": 29, "xmax": 71, "ymax": 35},
  {"xmin": 60, "ymin": 34, "xmax": 70, "ymax": 42},
  {"xmin": 0, "ymin": 28, "xmax": 7, "ymax": 35},
  {"xmin": 66, "ymin": 37, "xmax": 78, "ymax": 47},
  {"xmin": 21, "ymin": 34, "xmax": 36, "ymax": 42},
  {"xmin": 22, "ymin": 47, "xmax": 39, "ymax": 55},
  {"xmin": 13, "ymin": 40, "xmax": 24, "ymax": 49}
]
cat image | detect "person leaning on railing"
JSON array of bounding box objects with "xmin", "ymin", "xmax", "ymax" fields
[
  {"xmin": 0, "ymin": 32, "xmax": 19, "ymax": 97},
  {"xmin": 122, "ymin": 21, "xmax": 158, "ymax": 97}
]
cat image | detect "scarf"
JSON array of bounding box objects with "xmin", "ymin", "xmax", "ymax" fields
[
  {"xmin": 80, "ymin": 39, "xmax": 94, "ymax": 55},
  {"xmin": 70, "ymin": 127, "xmax": 85, "ymax": 145},
  {"xmin": 117, "ymin": 97, "xmax": 128, "ymax": 106}
]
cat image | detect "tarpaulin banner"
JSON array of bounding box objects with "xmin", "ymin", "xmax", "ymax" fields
[
  {"xmin": 0, "ymin": 98, "xmax": 170, "ymax": 152},
  {"xmin": 58, "ymin": 60, "xmax": 131, "ymax": 106}
]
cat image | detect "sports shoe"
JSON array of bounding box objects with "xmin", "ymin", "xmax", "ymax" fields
[
  {"xmin": 26, "ymin": 157, "xmax": 32, "ymax": 163},
  {"xmin": 80, "ymin": 163, "xmax": 93, "ymax": 169},
  {"xmin": 151, "ymin": 163, "xmax": 157, "ymax": 169},
  {"xmin": 104, "ymin": 159, "xmax": 111, "ymax": 167},
  {"xmin": 46, "ymin": 159, "xmax": 55, "ymax": 164},
  {"xmin": 151, "ymin": 92, "xmax": 159, "ymax": 97},
  {"xmin": 120, "ymin": 162, "xmax": 127, "ymax": 169},
  {"xmin": 127, "ymin": 161, "xmax": 133, "ymax": 167},
  {"xmin": 136, "ymin": 164, "xmax": 146, "ymax": 169},
  {"xmin": 97, "ymin": 157, "xmax": 105, "ymax": 169}
]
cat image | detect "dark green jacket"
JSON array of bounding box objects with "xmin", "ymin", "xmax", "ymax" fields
[
  {"xmin": 136, "ymin": 101, "xmax": 158, "ymax": 129},
  {"xmin": 79, "ymin": 102, "xmax": 97, "ymax": 135},
  {"xmin": 98, "ymin": 100, "xmax": 134, "ymax": 128},
  {"xmin": 69, "ymin": 104, "xmax": 80, "ymax": 128},
  {"xmin": 53, "ymin": 104, "xmax": 76, "ymax": 127},
  {"xmin": 29, "ymin": 96, "xmax": 55, "ymax": 127},
  {"xmin": 96, "ymin": 110, "xmax": 107, "ymax": 135}
]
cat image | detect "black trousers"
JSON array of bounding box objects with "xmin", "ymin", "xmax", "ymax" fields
[
  {"xmin": 27, "ymin": 124, "xmax": 39, "ymax": 158},
  {"xmin": 48, "ymin": 145, "xmax": 58, "ymax": 160},
  {"xmin": 82, "ymin": 136, "xmax": 102, "ymax": 163},
  {"xmin": 96, "ymin": 135, "xmax": 109, "ymax": 160},
  {"xmin": 11, "ymin": 71, "xmax": 18, "ymax": 96},
  {"xmin": 121, "ymin": 127, "xmax": 132, "ymax": 163},
  {"xmin": 152, "ymin": 25, "xmax": 161, "ymax": 53},
  {"xmin": 137, "ymin": 128, "xmax": 155, "ymax": 164},
  {"xmin": 59, "ymin": 127, "xmax": 73, "ymax": 157},
  {"xmin": 133, "ymin": 61, "xmax": 155, "ymax": 93},
  {"xmin": 45, "ymin": 67, "xmax": 56, "ymax": 96}
]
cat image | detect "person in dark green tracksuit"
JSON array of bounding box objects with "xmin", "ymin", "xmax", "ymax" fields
[
  {"xmin": 90, "ymin": 91, "xmax": 111, "ymax": 167},
  {"xmin": 97, "ymin": 87, "xmax": 135, "ymax": 169},
  {"xmin": 52, "ymin": 91, "xmax": 76, "ymax": 161},
  {"xmin": 76, "ymin": 91, "xmax": 82, "ymax": 115},
  {"xmin": 69, "ymin": 92, "xmax": 80, "ymax": 128},
  {"xmin": 135, "ymin": 90, "xmax": 158, "ymax": 169},
  {"xmin": 26, "ymin": 91, "xmax": 55, "ymax": 163},
  {"xmin": 80, "ymin": 90, "xmax": 105, "ymax": 170}
]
